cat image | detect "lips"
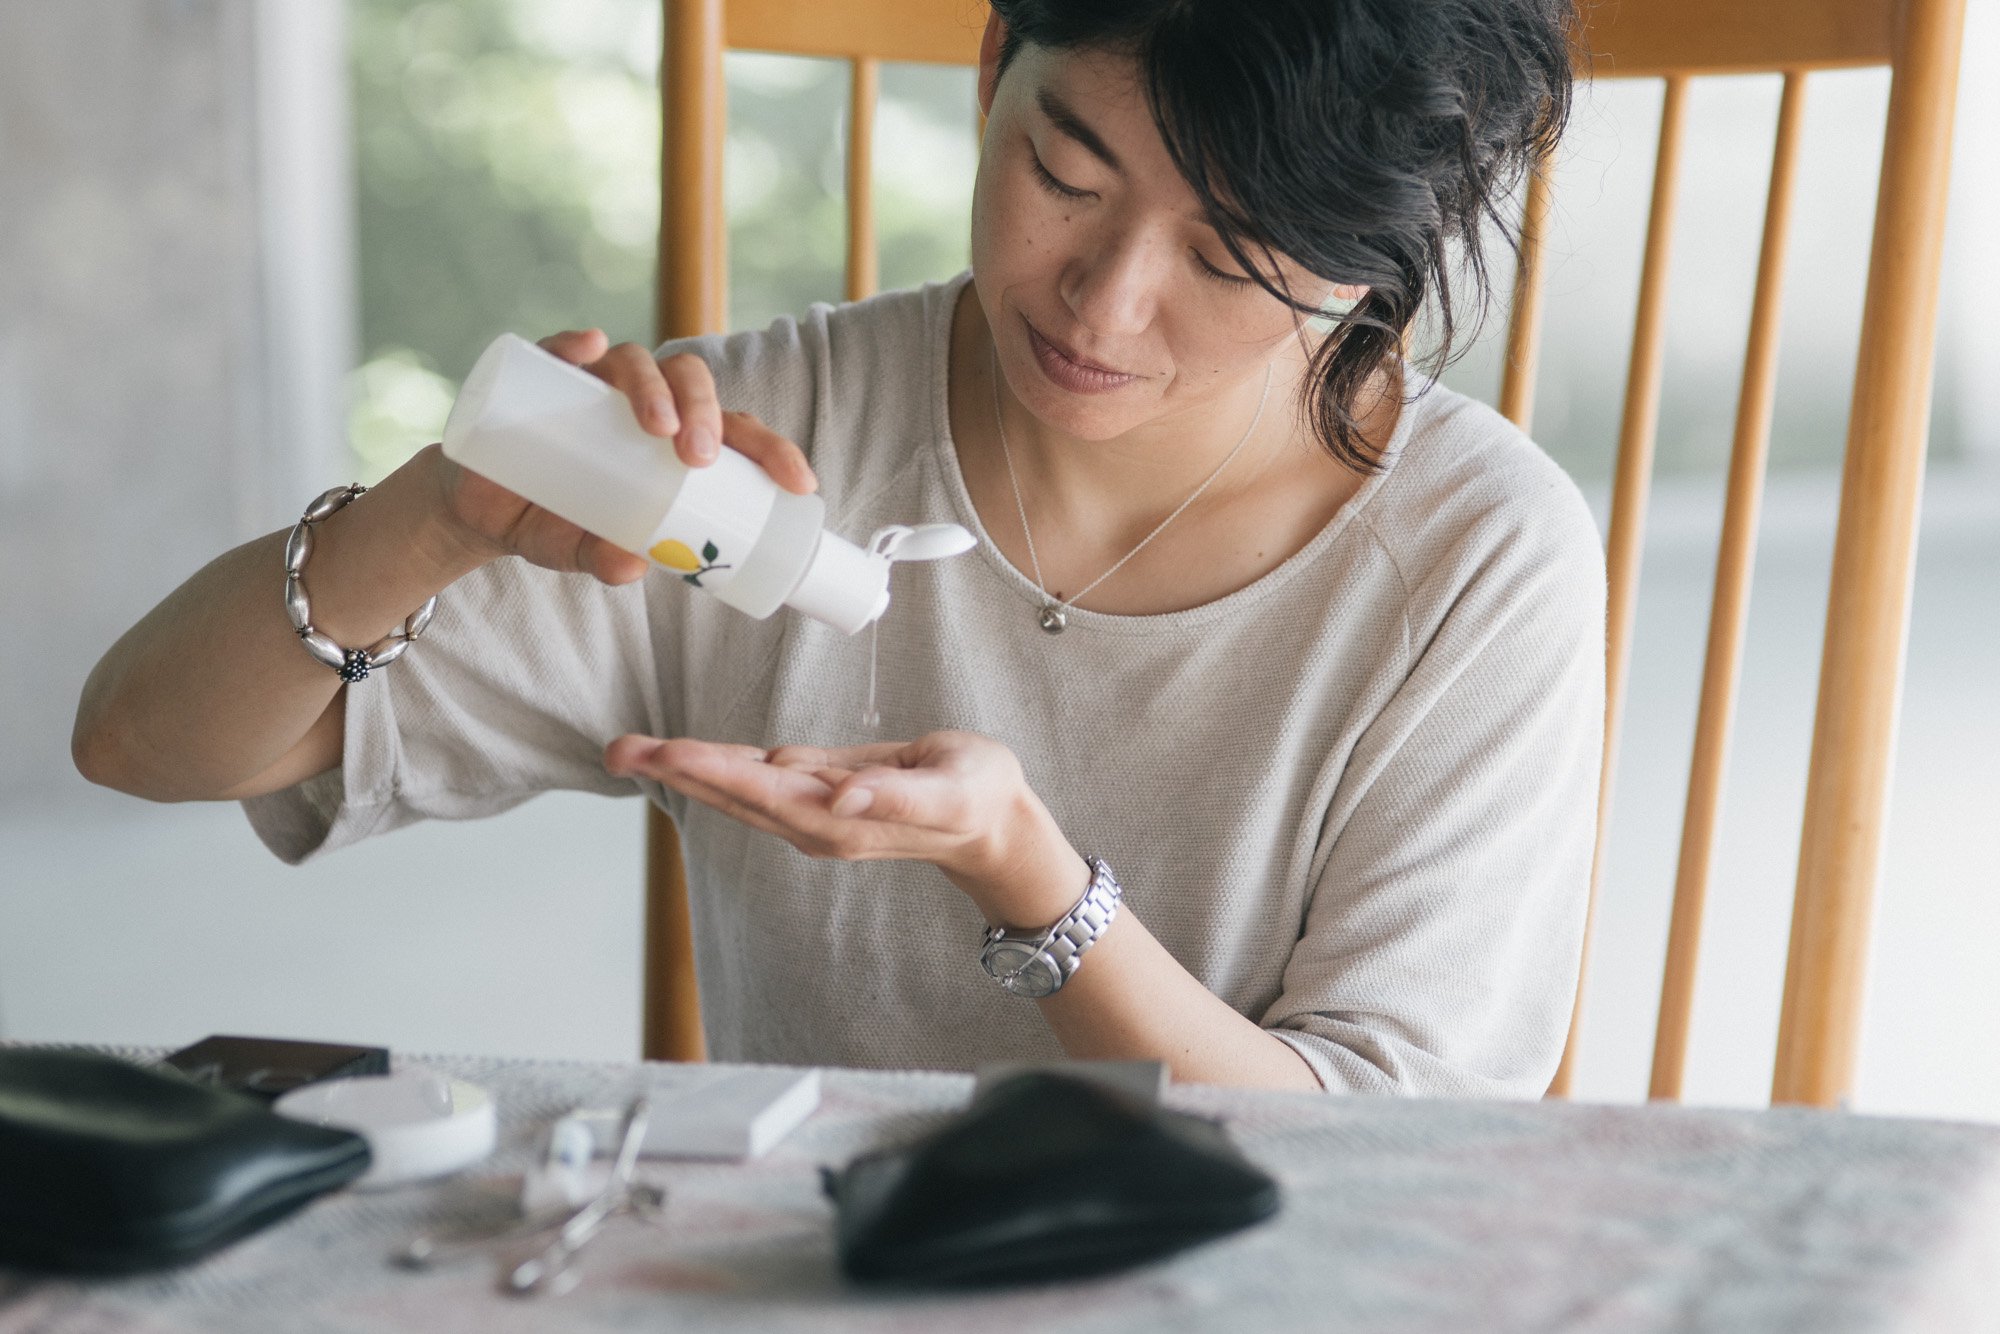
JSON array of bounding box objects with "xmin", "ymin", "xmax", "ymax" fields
[{"xmin": 1024, "ymin": 318, "xmax": 1140, "ymax": 395}]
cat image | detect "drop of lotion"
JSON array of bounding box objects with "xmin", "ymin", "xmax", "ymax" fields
[{"xmin": 861, "ymin": 618, "xmax": 882, "ymax": 730}]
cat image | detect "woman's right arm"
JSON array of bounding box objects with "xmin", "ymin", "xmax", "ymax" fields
[
  {"xmin": 72, "ymin": 330, "xmax": 815, "ymax": 804},
  {"xmin": 71, "ymin": 442, "xmax": 632, "ymax": 802}
]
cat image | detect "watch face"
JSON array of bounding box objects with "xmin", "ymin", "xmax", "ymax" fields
[{"xmin": 983, "ymin": 942, "xmax": 1060, "ymax": 997}]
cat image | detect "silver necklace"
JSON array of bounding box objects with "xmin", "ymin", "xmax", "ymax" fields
[{"xmin": 990, "ymin": 348, "xmax": 1273, "ymax": 633}]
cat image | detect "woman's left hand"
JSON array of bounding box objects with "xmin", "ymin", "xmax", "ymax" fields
[{"xmin": 603, "ymin": 730, "xmax": 1085, "ymax": 926}]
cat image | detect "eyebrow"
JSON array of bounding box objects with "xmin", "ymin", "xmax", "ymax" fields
[
  {"xmin": 1036, "ymin": 90, "xmax": 1123, "ymax": 174},
  {"xmin": 1035, "ymin": 87, "xmax": 1220, "ymax": 232}
]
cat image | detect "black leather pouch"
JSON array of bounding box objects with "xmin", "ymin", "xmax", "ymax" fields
[
  {"xmin": 822, "ymin": 1070, "xmax": 1280, "ymax": 1286},
  {"xmin": 0, "ymin": 1048, "xmax": 372, "ymax": 1274}
]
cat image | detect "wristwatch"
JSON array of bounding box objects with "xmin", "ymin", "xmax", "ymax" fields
[{"xmin": 979, "ymin": 856, "xmax": 1123, "ymax": 998}]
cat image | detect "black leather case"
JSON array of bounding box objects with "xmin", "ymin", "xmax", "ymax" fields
[
  {"xmin": 823, "ymin": 1070, "xmax": 1280, "ymax": 1286},
  {"xmin": 0, "ymin": 1047, "xmax": 372, "ymax": 1273}
]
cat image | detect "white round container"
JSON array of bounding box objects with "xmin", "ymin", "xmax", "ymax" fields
[{"xmin": 274, "ymin": 1068, "xmax": 497, "ymax": 1190}]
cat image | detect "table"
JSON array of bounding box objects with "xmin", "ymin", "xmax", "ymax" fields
[{"xmin": 4, "ymin": 1050, "xmax": 1999, "ymax": 1333}]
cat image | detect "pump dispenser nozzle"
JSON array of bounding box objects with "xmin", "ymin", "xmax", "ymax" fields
[{"xmin": 783, "ymin": 523, "xmax": 977, "ymax": 634}]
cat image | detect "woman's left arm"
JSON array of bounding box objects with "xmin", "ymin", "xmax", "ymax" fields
[{"xmin": 602, "ymin": 728, "xmax": 1323, "ymax": 1091}]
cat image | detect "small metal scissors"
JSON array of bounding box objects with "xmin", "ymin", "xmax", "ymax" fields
[{"xmin": 504, "ymin": 1094, "xmax": 654, "ymax": 1297}]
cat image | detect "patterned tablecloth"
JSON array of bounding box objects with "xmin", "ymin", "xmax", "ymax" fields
[{"xmin": 3, "ymin": 1050, "xmax": 1999, "ymax": 1333}]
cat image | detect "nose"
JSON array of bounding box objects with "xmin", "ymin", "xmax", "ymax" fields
[{"xmin": 1060, "ymin": 217, "xmax": 1169, "ymax": 341}]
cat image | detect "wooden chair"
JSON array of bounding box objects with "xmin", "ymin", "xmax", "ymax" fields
[
  {"xmin": 1517, "ymin": 0, "xmax": 1968, "ymax": 1108},
  {"xmin": 642, "ymin": 0, "xmax": 1969, "ymax": 1113}
]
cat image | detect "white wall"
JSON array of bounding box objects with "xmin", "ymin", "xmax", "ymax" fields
[
  {"xmin": 0, "ymin": 0, "xmax": 352, "ymax": 805},
  {"xmin": 1939, "ymin": 0, "xmax": 2000, "ymax": 461}
]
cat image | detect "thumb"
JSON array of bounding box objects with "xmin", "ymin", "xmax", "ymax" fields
[
  {"xmin": 829, "ymin": 784, "xmax": 875, "ymax": 818},
  {"xmin": 826, "ymin": 765, "xmax": 962, "ymax": 827},
  {"xmin": 538, "ymin": 327, "xmax": 610, "ymax": 366}
]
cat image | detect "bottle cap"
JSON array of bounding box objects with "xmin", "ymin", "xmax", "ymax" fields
[
  {"xmin": 783, "ymin": 522, "xmax": 977, "ymax": 635},
  {"xmin": 786, "ymin": 532, "xmax": 892, "ymax": 635}
]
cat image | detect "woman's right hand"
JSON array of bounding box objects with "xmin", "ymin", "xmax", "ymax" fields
[{"xmin": 430, "ymin": 328, "xmax": 820, "ymax": 586}]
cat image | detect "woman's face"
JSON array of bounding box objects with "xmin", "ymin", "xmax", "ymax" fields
[{"xmin": 971, "ymin": 30, "xmax": 1344, "ymax": 443}]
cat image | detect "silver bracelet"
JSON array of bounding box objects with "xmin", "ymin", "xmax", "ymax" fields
[{"xmin": 285, "ymin": 484, "xmax": 438, "ymax": 683}]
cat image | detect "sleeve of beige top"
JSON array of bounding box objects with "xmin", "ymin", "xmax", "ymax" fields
[
  {"xmin": 239, "ymin": 308, "xmax": 834, "ymax": 865},
  {"xmin": 239, "ymin": 556, "xmax": 666, "ymax": 865},
  {"xmin": 1262, "ymin": 476, "xmax": 1608, "ymax": 1098}
]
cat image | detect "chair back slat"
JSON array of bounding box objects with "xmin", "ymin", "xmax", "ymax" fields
[
  {"xmin": 1498, "ymin": 169, "xmax": 1552, "ymax": 432},
  {"xmin": 1650, "ymin": 73, "xmax": 1809, "ymax": 1101},
  {"xmin": 1582, "ymin": 0, "xmax": 1893, "ymax": 79},
  {"xmin": 1546, "ymin": 73, "xmax": 1689, "ymax": 1098},
  {"xmin": 648, "ymin": 0, "xmax": 730, "ymax": 1063},
  {"xmin": 846, "ymin": 58, "xmax": 880, "ymax": 303},
  {"xmin": 647, "ymin": 0, "xmax": 976, "ymax": 1063},
  {"xmin": 1772, "ymin": 0, "xmax": 1966, "ymax": 1107},
  {"xmin": 658, "ymin": 0, "xmax": 729, "ymax": 342}
]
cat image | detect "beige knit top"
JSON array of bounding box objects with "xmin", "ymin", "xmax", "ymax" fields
[{"xmin": 245, "ymin": 272, "xmax": 1607, "ymax": 1097}]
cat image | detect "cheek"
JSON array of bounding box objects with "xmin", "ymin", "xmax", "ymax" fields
[
  {"xmin": 1169, "ymin": 311, "xmax": 1300, "ymax": 382},
  {"xmin": 971, "ymin": 161, "xmax": 1071, "ymax": 279}
]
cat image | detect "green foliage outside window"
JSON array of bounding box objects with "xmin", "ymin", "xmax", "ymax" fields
[{"xmin": 348, "ymin": 0, "xmax": 977, "ymax": 482}]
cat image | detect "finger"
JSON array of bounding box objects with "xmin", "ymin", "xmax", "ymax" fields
[
  {"xmin": 743, "ymin": 757, "xmax": 865, "ymax": 792},
  {"xmin": 657, "ymin": 742, "xmax": 859, "ymax": 823},
  {"xmin": 580, "ymin": 533, "xmax": 648, "ymax": 586},
  {"xmin": 603, "ymin": 734, "xmax": 668, "ymax": 777},
  {"xmin": 741, "ymin": 752, "xmax": 892, "ymax": 817},
  {"xmin": 765, "ymin": 743, "xmax": 895, "ymax": 772},
  {"xmin": 823, "ymin": 763, "xmax": 971, "ymax": 829},
  {"xmin": 589, "ymin": 343, "xmax": 678, "ymax": 439},
  {"xmin": 719, "ymin": 411, "xmax": 818, "ymax": 495},
  {"xmin": 667, "ymin": 766, "xmax": 925, "ymax": 863},
  {"xmin": 652, "ymin": 755, "xmax": 858, "ymax": 851},
  {"xmin": 763, "ymin": 744, "xmax": 833, "ymax": 771},
  {"xmin": 793, "ymin": 741, "xmax": 915, "ymax": 771},
  {"xmin": 537, "ymin": 328, "xmax": 610, "ymax": 366},
  {"xmin": 689, "ymin": 747, "xmax": 837, "ymax": 809},
  {"xmin": 604, "ymin": 735, "xmax": 767, "ymax": 778},
  {"xmin": 659, "ymin": 353, "xmax": 724, "ymax": 467},
  {"xmin": 668, "ymin": 768, "xmax": 823, "ymax": 846}
]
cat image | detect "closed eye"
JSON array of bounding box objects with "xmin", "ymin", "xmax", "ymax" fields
[
  {"xmin": 1029, "ymin": 149, "xmax": 1093, "ymax": 201},
  {"xmin": 1194, "ymin": 250, "xmax": 1254, "ymax": 286}
]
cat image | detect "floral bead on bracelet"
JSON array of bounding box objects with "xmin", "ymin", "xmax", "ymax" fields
[{"xmin": 284, "ymin": 484, "xmax": 438, "ymax": 682}]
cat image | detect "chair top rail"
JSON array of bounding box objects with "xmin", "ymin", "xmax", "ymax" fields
[
  {"xmin": 726, "ymin": 0, "xmax": 985, "ymax": 66},
  {"xmin": 1580, "ymin": 0, "xmax": 1894, "ymax": 78},
  {"xmin": 720, "ymin": 0, "xmax": 1896, "ymax": 76}
]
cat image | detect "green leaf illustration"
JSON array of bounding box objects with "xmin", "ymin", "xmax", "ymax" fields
[
  {"xmin": 701, "ymin": 540, "xmax": 720, "ymax": 562},
  {"xmin": 683, "ymin": 572, "xmax": 702, "ymax": 587}
]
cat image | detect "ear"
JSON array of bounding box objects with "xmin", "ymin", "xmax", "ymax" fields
[
  {"xmin": 977, "ymin": 11, "xmax": 1008, "ymax": 118},
  {"xmin": 1330, "ymin": 283, "xmax": 1369, "ymax": 304}
]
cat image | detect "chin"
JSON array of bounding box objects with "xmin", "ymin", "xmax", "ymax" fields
[{"xmin": 1015, "ymin": 388, "xmax": 1147, "ymax": 443}]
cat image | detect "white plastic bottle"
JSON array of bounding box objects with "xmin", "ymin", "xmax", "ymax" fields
[{"xmin": 441, "ymin": 333, "xmax": 972, "ymax": 634}]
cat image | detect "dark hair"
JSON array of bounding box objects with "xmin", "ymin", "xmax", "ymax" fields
[{"xmin": 988, "ymin": 0, "xmax": 1574, "ymax": 470}]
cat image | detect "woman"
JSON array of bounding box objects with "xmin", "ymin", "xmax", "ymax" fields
[{"xmin": 74, "ymin": 0, "xmax": 1602, "ymax": 1095}]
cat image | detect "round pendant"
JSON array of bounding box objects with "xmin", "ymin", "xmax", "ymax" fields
[{"xmin": 1038, "ymin": 603, "xmax": 1068, "ymax": 634}]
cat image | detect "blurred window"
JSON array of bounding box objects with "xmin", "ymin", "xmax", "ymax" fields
[{"xmin": 348, "ymin": 0, "xmax": 977, "ymax": 481}]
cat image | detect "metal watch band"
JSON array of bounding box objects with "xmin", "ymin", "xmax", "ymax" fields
[{"xmin": 979, "ymin": 856, "xmax": 1123, "ymax": 998}]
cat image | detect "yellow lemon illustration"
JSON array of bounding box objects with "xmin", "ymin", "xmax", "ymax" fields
[{"xmin": 650, "ymin": 539, "xmax": 702, "ymax": 571}]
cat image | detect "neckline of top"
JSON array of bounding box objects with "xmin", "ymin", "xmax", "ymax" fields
[{"xmin": 923, "ymin": 270, "xmax": 1416, "ymax": 638}]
